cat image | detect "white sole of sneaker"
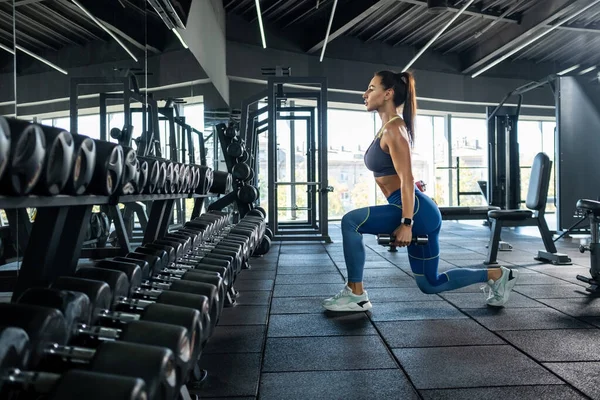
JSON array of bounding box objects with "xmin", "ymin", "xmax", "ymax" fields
[
  {"xmin": 323, "ymin": 301, "xmax": 373, "ymax": 312},
  {"xmin": 488, "ymin": 269, "xmax": 519, "ymax": 307}
]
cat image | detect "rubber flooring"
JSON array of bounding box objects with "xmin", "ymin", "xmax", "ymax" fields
[{"xmin": 192, "ymin": 221, "xmax": 600, "ymax": 400}]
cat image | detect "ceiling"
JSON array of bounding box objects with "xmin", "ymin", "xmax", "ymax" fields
[
  {"xmin": 0, "ymin": 0, "xmax": 171, "ymax": 63},
  {"xmin": 1, "ymin": 0, "xmax": 598, "ymax": 79},
  {"xmin": 223, "ymin": 0, "xmax": 600, "ymax": 77}
]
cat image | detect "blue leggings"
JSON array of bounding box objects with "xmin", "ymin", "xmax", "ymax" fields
[{"xmin": 341, "ymin": 189, "xmax": 488, "ymax": 294}]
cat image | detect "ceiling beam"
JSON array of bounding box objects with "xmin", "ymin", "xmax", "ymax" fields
[
  {"xmin": 461, "ymin": 0, "xmax": 581, "ymax": 74},
  {"xmin": 57, "ymin": 0, "xmax": 167, "ymax": 51},
  {"xmin": 396, "ymin": 0, "xmax": 520, "ymax": 23},
  {"xmin": 307, "ymin": 0, "xmax": 393, "ymax": 53}
]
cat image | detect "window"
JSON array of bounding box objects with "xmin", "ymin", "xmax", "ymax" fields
[
  {"xmin": 327, "ymin": 109, "xmax": 377, "ymax": 219},
  {"xmin": 448, "ymin": 117, "xmax": 488, "ymax": 207}
]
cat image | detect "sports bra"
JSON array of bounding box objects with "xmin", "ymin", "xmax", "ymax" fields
[{"xmin": 364, "ymin": 116, "xmax": 400, "ymax": 177}]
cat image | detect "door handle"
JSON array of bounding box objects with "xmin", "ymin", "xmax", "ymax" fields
[{"xmin": 320, "ymin": 186, "xmax": 334, "ymax": 193}]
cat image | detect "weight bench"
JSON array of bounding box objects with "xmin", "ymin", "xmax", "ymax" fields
[
  {"xmin": 484, "ymin": 152, "xmax": 571, "ymax": 266},
  {"xmin": 440, "ymin": 206, "xmax": 500, "ymax": 221},
  {"xmin": 575, "ymin": 199, "xmax": 600, "ymax": 293}
]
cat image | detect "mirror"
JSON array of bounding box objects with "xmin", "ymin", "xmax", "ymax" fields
[
  {"xmin": 0, "ymin": 0, "xmax": 15, "ymax": 297},
  {"xmin": 0, "ymin": 0, "xmax": 15, "ymax": 117}
]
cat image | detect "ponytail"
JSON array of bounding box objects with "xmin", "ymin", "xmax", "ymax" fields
[
  {"xmin": 400, "ymin": 71, "xmax": 417, "ymax": 146},
  {"xmin": 375, "ymin": 70, "xmax": 418, "ymax": 146}
]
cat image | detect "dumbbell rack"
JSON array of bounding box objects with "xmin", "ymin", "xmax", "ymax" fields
[{"xmin": 0, "ymin": 192, "xmax": 207, "ymax": 302}]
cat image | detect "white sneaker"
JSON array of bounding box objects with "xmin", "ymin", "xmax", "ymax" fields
[
  {"xmin": 322, "ymin": 285, "xmax": 372, "ymax": 312},
  {"xmin": 485, "ymin": 266, "xmax": 519, "ymax": 307}
]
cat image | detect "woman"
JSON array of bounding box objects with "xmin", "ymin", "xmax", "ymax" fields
[{"xmin": 323, "ymin": 70, "xmax": 519, "ymax": 312}]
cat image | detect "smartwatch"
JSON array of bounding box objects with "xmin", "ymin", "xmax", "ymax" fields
[{"xmin": 400, "ymin": 218, "xmax": 413, "ymax": 226}]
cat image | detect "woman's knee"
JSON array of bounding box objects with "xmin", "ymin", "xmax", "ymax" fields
[
  {"xmin": 414, "ymin": 276, "xmax": 441, "ymax": 294},
  {"xmin": 341, "ymin": 208, "xmax": 367, "ymax": 232}
]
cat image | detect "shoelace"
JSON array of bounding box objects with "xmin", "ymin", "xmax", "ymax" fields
[
  {"xmin": 333, "ymin": 288, "xmax": 353, "ymax": 299},
  {"xmin": 480, "ymin": 280, "xmax": 500, "ymax": 301}
]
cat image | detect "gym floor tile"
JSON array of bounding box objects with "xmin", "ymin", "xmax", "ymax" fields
[
  {"xmin": 192, "ymin": 353, "xmax": 262, "ymax": 397},
  {"xmin": 420, "ymin": 385, "xmax": 587, "ymax": 400},
  {"xmin": 204, "ymin": 325, "xmax": 266, "ymax": 354},
  {"xmin": 233, "ymin": 279, "xmax": 274, "ymax": 291},
  {"xmin": 375, "ymin": 319, "xmax": 505, "ymax": 348},
  {"xmin": 536, "ymin": 297, "xmax": 600, "ymax": 317},
  {"xmin": 463, "ymin": 307, "xmax": 592, "ymax": 331},
  {"xmin": 499, "ymin": 329, "xmax": 600, "ymax": 362},
  {"xmin": 513, "ymin": 284, "xmax": 589, "ymax": 299},
  {"xmin": 272, "ymin": 283, "xmax": 344, "ymax": 297},
  {"xmin": 262, "ymin": 336, "xmax": 397, "ymax": 372},
  {"xmin": 393, "ymin": 345, "xmax": 562, "ymax": 389},
  {"xmin": 345, "ymin": 267, "xmax": 408, "ymax": 277},
  {"xmin": 359, "ymin": 275, "xmax": 419, "ymax": 288},
  {"xmin": 544, "ymin": 362, "xmax": 600, "ymax": 399},
  {"xmin": 269, "ymin": 297, "xmax": 326, "ymax": 314},
  {"xmin": 581, "ymin": 316, "xmax": 600, "ymax": 328},
  {"xmin": 247, "ymin": 264, "xmax": 277, "ymax": 271},
  {"xmin": 237, "ymin": 270, "xmax": 276, "ymax": 280},
  {"xmin": 276, "ymin": 265, "xmax": 338, "ymax": 274},
  {"xmin": 201, "ymin": 397, "xmax": 255, "ymax": 400},
  {"xmin": 367, "ymin": 287, "xmax": 440, "ymax": 302},
  {"xmin": 258, "ymin": 370, "xmax": 419, "ymax": 400},
  {"xmin": 513, "ymin": 272, "xmax": 569, "ymax": 285},
  {"xmin": 363, "ymin": 261, "xmax": 397, "ymax": 269},
  {"xmin": 267, "ymin": 313, "xmax": 377, "ymax": 337},
  {"xmin": 275, "ymin": 273, "xmax": 343, "ymax": 284},
  {"xmin": 217, "ymin": 306, "xmax": 269, "ymax": 326},
  {"xmin": 233, "ymin": 291, "xmax": 272, "ymax": 306},
  {"xmin": 440, "ymin": 292, "xmax": 546, "ymax": 309},
  {"xmin": 368, "ymin": 300, "xmax": 467, "ymax": 322}
]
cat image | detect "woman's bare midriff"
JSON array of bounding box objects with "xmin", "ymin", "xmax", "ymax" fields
[{"xmin": 375, "ymin": 175, "xmax": 401, "ymax": 198}]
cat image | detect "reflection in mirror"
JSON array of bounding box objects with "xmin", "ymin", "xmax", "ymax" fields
[
  {"xmin": 0, "ymin": 0, "xmax": 16, "ymax": 299},
  {"xmin": 0, "ymin": 0, "xmax": 15, "ymax": 117}
]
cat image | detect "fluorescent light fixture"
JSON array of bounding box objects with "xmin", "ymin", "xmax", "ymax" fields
[
  {"xmin": 17, "ymin": 45, "xmax": 69, "ymax": 75},
  {"xmin": 0, "ymin": 42, "xmax": 67, "ymax": 75},
  {"xmin": 579, "ymin": 66, "xmax": 596, "ymax": 75},
  {"xmin": 403, "ymin": 0, "xmax": 475, "ymax": 71},
  {"xmin": 0, "ymin": 42, "xmax": 15, "ymax": 55},
  {"xmin": 557, "ymin": 64, "xmax": 580, "ymax": 75},
  {"xmin": 255, "ymin": 0, "xmax": 266, "ymax": 48},
  {"xmin": 172, "ymin": 28, "xmax": 188, "ymax": 49},
  {"xmin": 320, "ymin": 0, "xmax": 339, "ymax": 62},
  {"xmin": 72, "ymin": 0, "xmax": 138, "ymax": 63},
  {"xmin": 471, "ymin": 0, "xmax": 600, "ymax": 78}
]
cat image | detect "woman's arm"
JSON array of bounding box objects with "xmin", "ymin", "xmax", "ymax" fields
[{"xmin": 382, "ymin": 123, "xmax": 415, "ymax": 245}]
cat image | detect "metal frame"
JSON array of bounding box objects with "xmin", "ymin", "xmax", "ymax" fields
[
  {"xmin": 276, "ymin": 113, "xmax": 318, "ymax": 229},
  {"xmin": 267, "ymin": 76, "xmax": 330, "ymax": 243}
]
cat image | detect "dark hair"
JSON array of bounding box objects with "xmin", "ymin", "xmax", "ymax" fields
[{"xmin": 375, "ymin": 70, "xmax": 417, "ymax": 145}]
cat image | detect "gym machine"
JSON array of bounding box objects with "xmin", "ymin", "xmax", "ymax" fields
[{"xmin": 575, "ymin": 199, "xmax": 600, "ymax": 294}]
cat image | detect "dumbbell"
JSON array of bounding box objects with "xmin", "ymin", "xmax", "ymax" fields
[
  {"xmin": 16, "ymin": 287, "xmax": 192, "ymax": 390},
  {"xmin": 120, "ymin": 146, "xmax": 140, "ymax": 195},
  {"xmin": 88, "ymin": 140, "xmax": 124, "ymax": 195},
  {"xmin": 210, "ymin": 170, "xmax": 232, "ymax": 194},
  {"xmin": 50, "ymin": 276, "xmax": 208, "ymax": 371},
  {"xmin": 138, "ymin": 157, "xmax": 161, "ymax": 194},
  {"xmin": 196, "ymin": 165, "xmax": 214, "ymax": 195},
  {"xmin": 137, "ymin": 160, "xmax": 149, "ymax": 193},
  {"xmin": 89, "ymin": 258, "xmax": 226, "ymax": 327},
  {"xmin": 0, "ymin": 118, "xmax": 46, "ymax": 195},
  {"xmin": 0, "ymin": 327, "xmax": 148, "ymax": 400},
  {"xmin": 0, "ymin": 303, "xmax": 177, "ymax": 400},
  {"xmin": 376, "ymin": 234, "xmax": 429, "ymax": 246},
  {"xmin": 64, "ymin": 134, "xmax": 96, "ymax": 195},
  {"xmin": 34, "ymin": 125, "xmax": 75, "ymax": 195},
  {"xmin": 74, "ymin": 266, "xmax": 219, "ymax": 339}
]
